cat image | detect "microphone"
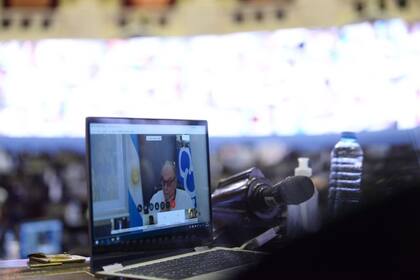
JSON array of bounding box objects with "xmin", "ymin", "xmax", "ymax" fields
[
  {"xmin": 212, "ymin": 168, "xmax": 315, "ymax": 226},
  {"xmin": 239, "ymin": 177, "xmax": 317, "ymax": 250},
  {"xmin": 273, "ymin": 176, "xmax": 315, "ymax": 205},
  {"xmin": 248, "ymin": 176, "xmax": 315, "ymax": 217}
]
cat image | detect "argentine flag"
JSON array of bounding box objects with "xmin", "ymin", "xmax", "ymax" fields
[
  {"xmin": 124, "ymin": 135, "xmax": 143, "ymax": 227},
  {"xmin": 177, "ymin": 140, "xmax": 197, "ymax": 208}
]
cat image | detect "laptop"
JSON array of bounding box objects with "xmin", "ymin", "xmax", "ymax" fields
[
  {"xmin": 19, "ymin": 219, "xmax": 63, "ymax": 258},
  {"xmin": 85, "ymin": 117, "xmax": 265, "ymax": 280}
]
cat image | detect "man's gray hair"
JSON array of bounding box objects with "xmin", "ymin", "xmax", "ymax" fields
[{"xmin": 162, "ymin": 160, "xmax": 176, "ymax": 174}]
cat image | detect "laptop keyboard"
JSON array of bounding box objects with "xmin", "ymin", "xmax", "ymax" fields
[{"xmin": 118, "ymin": 249, "xmax": 264, "ymax": 279}]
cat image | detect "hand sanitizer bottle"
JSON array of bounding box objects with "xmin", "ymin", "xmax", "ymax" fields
[{"xmin": 287, "ymin": 157, "xmax": 320, "ymax": 236}]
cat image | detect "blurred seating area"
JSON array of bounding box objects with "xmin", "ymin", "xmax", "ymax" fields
[{"xmin": 0, "ymin": 148, "xmax": 87, "ymax": 259}]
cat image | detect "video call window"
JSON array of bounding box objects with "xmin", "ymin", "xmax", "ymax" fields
[{"xmin": 89, "ymin": 123, "xmax": 210, "ymax": 240}]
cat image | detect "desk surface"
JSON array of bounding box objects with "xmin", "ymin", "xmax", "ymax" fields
[{"xmin": 0, "ymin": 258, "xmax": 95, "ymax": 279}]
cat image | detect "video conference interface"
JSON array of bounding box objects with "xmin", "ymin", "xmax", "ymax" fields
[{"xmin": 89, "ymin": 122, "xmax": 211, "ymax": 245}]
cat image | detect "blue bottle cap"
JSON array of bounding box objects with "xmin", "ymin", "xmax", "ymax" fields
[{"xmin": 341, "ymin": 131, "xmax": 357, "ymax": 139}]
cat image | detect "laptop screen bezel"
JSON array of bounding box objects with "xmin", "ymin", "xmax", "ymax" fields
[{"xmin": 85, "ymin": 117, "xmax": 213, "ymax": 271}]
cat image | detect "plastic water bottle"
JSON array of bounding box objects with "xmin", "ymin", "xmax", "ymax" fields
[{"xmin": 328, "ymin": 132, "xmax": 363, "ymax": 218}]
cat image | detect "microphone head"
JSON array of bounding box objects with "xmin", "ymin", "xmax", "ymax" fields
[{"xmin": 273, "ymin": 176, "xmax": 315, "ymax": 205}]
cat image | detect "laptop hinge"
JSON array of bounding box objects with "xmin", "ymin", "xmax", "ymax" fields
[{"xmin": 102, "ymin": 263, "xmax": 123, "ymax": 272}]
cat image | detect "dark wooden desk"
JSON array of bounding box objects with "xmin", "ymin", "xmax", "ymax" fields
[{"xmin": 0, "ymin": 258, "xmax": 95, "ymax": 279}]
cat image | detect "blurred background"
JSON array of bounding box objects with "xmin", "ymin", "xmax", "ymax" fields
[{"xmin": 0, "ymin": 0, "xmax": 420, "ymax": 259}]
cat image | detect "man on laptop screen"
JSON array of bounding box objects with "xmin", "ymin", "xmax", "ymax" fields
[{"xmin": 149, "ymin": 160, "xmax": 194, "ymax": 225}]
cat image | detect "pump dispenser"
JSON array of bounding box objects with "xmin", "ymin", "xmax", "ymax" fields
[{"xmin": 295, "ymin": 157, "xmax": 312, "ymax": 177}]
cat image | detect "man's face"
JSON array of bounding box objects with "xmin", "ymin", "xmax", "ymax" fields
[{"xmin": 161, "ymin": 166, "xmax": 176, "ymax": 201}]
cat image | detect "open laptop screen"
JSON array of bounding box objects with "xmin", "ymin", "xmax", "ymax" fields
[
  {"xmin": 19, "ymin": 219, "xmax": 63, "ymax": 258},
  {"xmin": 86, "ymin": 118, "xmax": 212, "ymax": 257}
]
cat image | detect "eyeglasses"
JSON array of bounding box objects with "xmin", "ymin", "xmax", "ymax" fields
[{"xmin": 161, "ymin": 177, "xmax": 176, "ymax": 186}]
